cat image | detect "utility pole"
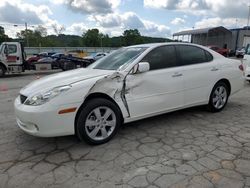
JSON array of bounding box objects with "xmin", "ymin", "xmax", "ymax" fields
[
  {"xmin": 25, "ymin": 22, "xmax": 29, "ymax": 47},
  {"xmin": 247, "ymin": 6, "xmax": 250, "ymax": 29}
]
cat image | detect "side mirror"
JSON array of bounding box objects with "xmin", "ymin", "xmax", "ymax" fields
[{"xmin": 138, "ymin": 62, "xmax": 150, "ymax": 73}]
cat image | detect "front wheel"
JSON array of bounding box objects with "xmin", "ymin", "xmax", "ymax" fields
[
  {"xmin": 0, "ymin": 64, "xmax": 6, "ymax": 77},
  {"xmin": 76, "ymin": 98, "xmax": 122, "ymax": 145},
  {"xmin": 208, "ymin": 82, "xmax": 229, "ymax": 112}
]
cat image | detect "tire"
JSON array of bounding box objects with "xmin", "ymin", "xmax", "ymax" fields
[
  {"xmin": 63, "ymin": 61, "xmax": 76, "ymax": 71},
  {"xmin": 0, "ymin": 64, "xmax": 6, "ymax": 77},
  {"xmin": 76, "ymin": 98, "xmax": 122, "ymax": 145},
  {"xmin": 207, "ymin": 82, "xmax": 229, "ymax": 112}
]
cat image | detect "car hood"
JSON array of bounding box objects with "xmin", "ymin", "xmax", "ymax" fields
[{"xmin": 20, "ymin": 68, "xmax": 115, "ymax": 96}]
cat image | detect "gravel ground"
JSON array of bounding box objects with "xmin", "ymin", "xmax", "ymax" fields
[{"xmin": 0, "ymin": 70, "xmax": 250, "ymax": 188}]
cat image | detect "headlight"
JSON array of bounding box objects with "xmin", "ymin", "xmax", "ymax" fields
[{"xmin": 24, "ymin": 85, "xmax": 71, "ymax": 106}]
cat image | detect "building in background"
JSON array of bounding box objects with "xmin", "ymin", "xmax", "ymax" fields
[{"xmin": 173, "ymin": 26, "xmax": 250, "ymax": 51}]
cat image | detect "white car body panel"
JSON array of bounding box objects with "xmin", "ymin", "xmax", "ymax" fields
[
  {"xmin": 243, "ymin": 53, "xmax": 250, "ymax": 81},
  {"xmin": 125, "ymin": 66, "xmax": 184, "ymax": 118},
  {"xmin": 14, "ymin": 42, "xmax": 244, "ymax": 137}
]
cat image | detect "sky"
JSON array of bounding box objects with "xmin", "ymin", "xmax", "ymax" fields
[{"xmin": 0, "ymin": 0, "xmax": 250, "ymax": 38}]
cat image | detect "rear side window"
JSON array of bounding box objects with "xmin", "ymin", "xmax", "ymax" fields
[
  {"xmin": 142, "ymin": 45, "xmax": 177, "ymax": 70},
  {"xmin": 177, "ymin": 45, "xmax": 210, "ymax": 65},
  {"xmin": 205, "ymin": 51, "xmax": 213, "ymax": 61}
]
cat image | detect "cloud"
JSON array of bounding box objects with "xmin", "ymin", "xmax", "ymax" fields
[
  {"xmin": 0, "ymin": 0, "xmax": 56, "ymax": 37},
  {"xmin": 0, "ymin": 3, "xmax": 42, "ymax": 24},
  {"xmin": 144, "ymin": 0, "xmax": 208, "ymax": 10},
  {"xmin": 195, "ymin": 17, "xmax": 247, "ymax": 29},
  {"xmin": 144, "ymin": 0, "xmax": 249, "ymax": 18},
  {"xmin": 171, "ymin": 18, "xmax": 185, "ymax": 25},
  {"xmin": 90, "ymin": 11, "xmax": 171, "ymax": 37},
  {"xmin": 51, "ymin": 0, "xmax": 121, "ymax": 14},
  {"xmin": 90, "ymin": 13, "xmax": 121, "ymax": 27},
  {"xmin": 65, "ymin": 23, "xmax": 88, "ymax": 35},
  {"xmin": 0, "ymin": 0, "xmax": 52, "ymax": 24}
]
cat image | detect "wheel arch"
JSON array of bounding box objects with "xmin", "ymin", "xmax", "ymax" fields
[
  {"xmin": 74, "ymin": 92, "xmax": 124, "ymax": 135},
  {"xmin": 0, "ymin": 62, "xmax": 7, "ymax": 70},
  {"xmin": 216, "ymin": 78, "xmax": 231, "ymax": 95}
]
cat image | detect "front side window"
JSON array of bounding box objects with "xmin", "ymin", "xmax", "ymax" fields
[
  {"xmin": 5, "ymin": 44, "xmax": 17, "ymax": 54},
  {"xmin": 90, "ymin": 47, "xmax": 147, "ymax": 70},
  {"xmin": 142, "ymin": 45, "xmax": 177, "ymax": 71},
  {"xmin": 177, "ymin": 45, "xmax": 208, "ymax": 65}
]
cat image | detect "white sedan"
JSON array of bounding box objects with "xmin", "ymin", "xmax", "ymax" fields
[{"xmin": 15, "ymin": 43, "xmax": 244, "ymax": 144}]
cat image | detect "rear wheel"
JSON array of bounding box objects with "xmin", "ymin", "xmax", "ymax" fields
[
  {"xmin": 0, "ymin": 64, "xmax": 6, "ymax": 77},
  {"xmin": 208, "ymin": 82, "xmax": 229, "ymax": 112},
  {"xmin": 76, "ymin": 98, "xmax": 122, "ymax": 145}
]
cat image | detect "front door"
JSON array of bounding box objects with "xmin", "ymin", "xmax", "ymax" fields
[
  {"xmin": 4, "ymin": 44, "xmax": 21, "ymax": 65},
  {"xmin": 125, "ymin": 45, "xmax": 184, "ymax": 119}
]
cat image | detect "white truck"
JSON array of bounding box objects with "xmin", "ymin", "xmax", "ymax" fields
[{"xmin": 0, "ymin": 42, "xmax": 28, "ymax": 77}]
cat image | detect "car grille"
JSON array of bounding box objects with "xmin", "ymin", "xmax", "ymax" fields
[{"xmin": 20, "ymin": 95, "xmax": 27, "ymax": 104}]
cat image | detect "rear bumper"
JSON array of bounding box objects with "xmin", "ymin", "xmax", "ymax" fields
[{"xmin": 245, "ymin": 67, "xmax": 250, "ymax": 80}]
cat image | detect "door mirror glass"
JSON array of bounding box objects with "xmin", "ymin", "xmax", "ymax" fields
[{"xmin": 137, "ymin": 62, "xmax": 150, "ymax": 73}]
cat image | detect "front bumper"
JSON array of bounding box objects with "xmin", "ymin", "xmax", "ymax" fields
[
  {"xmin": 245, "ymin": 67, "xmax": 250, "ymax": 81},
  {"xmin": 14, "ymin": 96, "xmax": 80, "ymax": 137}
]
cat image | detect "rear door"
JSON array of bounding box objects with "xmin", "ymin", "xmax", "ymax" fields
[{"xmin": 176, "ymin": 45, "xmax": 220, "ymax": 106}]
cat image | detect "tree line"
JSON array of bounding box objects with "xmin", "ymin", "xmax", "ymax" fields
[{"xmin": 0, "ymin": 26, "xmax": 172, "ymax": 47}]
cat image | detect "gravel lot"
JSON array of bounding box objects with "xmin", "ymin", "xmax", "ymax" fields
[{"xmin": 0, "ymin": 70, "xmax": 250, "ymax": 188}]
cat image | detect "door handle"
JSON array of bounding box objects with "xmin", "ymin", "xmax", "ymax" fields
[
  {"xmin": 211, "ymin": 67, "xmax": 219, "ymax": 71},
  {"xmin": 172, "ymin": 73, "xmax": 183, "ymax": 77}
]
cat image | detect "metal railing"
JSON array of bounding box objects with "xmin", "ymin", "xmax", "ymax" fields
[{"xmin": 24, "ymin": 47, "xmax": 119, "ymax": 56}]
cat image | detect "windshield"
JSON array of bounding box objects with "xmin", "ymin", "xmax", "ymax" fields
[{"xmin": 89, "ymin": 47, "xmax": 147, "ymax": 70}]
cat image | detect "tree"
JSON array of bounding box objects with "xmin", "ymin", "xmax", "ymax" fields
[
  {"xmin": 123, "ymin": 29, "xmax": 144, "ymax": 46},
  {"xmin": 0, "ymin": 26, "xmax": 9, "ymax": 43},
  {"xmin": 52, "ymin": 24, "xmax": 65, "ymax": 35},
  {"xmin": 82, "ymin": 28, "xmax": 102, "ymax": 47},
  {"xmin": 35, "ymin": 25, "xmax": 47, "ymax": 37},
  {"xmin": 16, "ymin": 29, "xmax": 44, "ymax": 47}
]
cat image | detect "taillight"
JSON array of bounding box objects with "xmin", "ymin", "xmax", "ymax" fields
[{"xmin": 239, "ymin": 64, "xmax": 244, "ymax": 71}]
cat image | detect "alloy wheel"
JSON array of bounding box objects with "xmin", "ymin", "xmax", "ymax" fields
[
  {"xmin": 212, "ymin": 85, "xmax": 227, "ymax": 109},
  {"xmin": 85, "ymin": 106, "xmax": 116, "ymax": 141}
]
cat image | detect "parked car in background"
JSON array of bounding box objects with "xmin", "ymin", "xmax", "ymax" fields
[
  {"xmin": 235, "ymin": 47, "xmax": 245, "ymax": 58},
  {"xmin": 26, "ymin": 52, "xmax": 56, "ymax": 69},
  {"xmin": 207, "ymin": 45, "xmax": 230, "ymax": 57},
  {"xmin": 15, "ymin": 43, "xmax": 244, "ymax": 145},
  {"xmin": 83, "ymin": 52, "xmax": 107, "ymax": 63},
  {"xmin": 37, "ymin": 53, "xmax": 65, "ymax": 69}
]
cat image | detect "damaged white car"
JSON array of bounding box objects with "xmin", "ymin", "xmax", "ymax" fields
[{"xmin": 15, "ymin": 43, "xmax": 244, "ymax": 144}]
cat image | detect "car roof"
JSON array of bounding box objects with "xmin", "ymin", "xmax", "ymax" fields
[{"xmin": 127, "ymin": 42, "xmax": 206, "ymax": 48}]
